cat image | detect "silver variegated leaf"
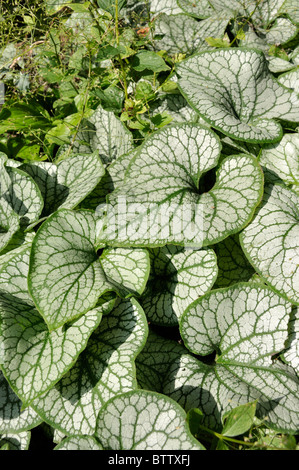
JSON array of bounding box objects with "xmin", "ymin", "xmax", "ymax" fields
[
  {"xmin": 240, "ymin": 184, "xmax": 299, "ymax": 305},
  {"xmin": 141, "ymin": 245, "xmax": 218, "ymax": 325},
  {"xmin": 28, "ymin": 209, "xmax": 150, "ymax": 330},
  {"xmin": 0, "ymin": 246, "xmax": 114, "ymax": 406},
  {"xmin": 173, "ymin": 283, "xmax": 299, "ymax": 433},
  {"xmin": 95, "ymin": 390, "xmax": 205, "ymax": 450},
  {"xmin": 176, "ymin": 49, "xmax": 299, "ymax": 142},
  {"xmin": 31, "ymin": 298, "xmax": 148, "ymax": 436}
]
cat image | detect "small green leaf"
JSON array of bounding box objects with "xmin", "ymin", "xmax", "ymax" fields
[
  {"xmin": 131, "ymin": 51, "xmax": 170, "ymax": 73},
  {"xmin": 221, "ymin": 401, "xmax": 257, "ymax": 437},
  {"xmin": 97, "ymin": 0, "xmax": 127, "ymax": 17},
  {"xmin": 205, "ymin": 37, "xmax": 230, "ymax": 48}
]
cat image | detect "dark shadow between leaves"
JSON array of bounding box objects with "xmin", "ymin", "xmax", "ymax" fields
[{"xmin": 140, "ymin": 247, "xmax": 179, "ymax": 326}]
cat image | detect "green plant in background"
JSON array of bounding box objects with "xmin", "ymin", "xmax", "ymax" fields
[{"xmin": 0, "ymin": 0, "xmax": 298, "ymax": 451}]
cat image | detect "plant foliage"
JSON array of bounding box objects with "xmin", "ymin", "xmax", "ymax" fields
[{"xmin": 0, "ymin": 0, "xmax": 298, "ymax": 451}]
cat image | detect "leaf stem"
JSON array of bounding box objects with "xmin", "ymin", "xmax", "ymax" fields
[{"xmin": 114, "ymin": 0, "xmax": 128, "ymax": 100}]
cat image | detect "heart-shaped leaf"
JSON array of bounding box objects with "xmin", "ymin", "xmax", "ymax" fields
[
  {"xmin": 98, "ymin": 124, "xmax": 263, "ymax": 247},
  {"xmin": 31, "ymin": 297, "xmax": 148, "ymax": 436},
  {"xmin": 141, "ymin": 246, "xmax": 218, "ymax": 325},
  {"xmin": 95, "ymin": 390, "xmax": 205, "ymax": 450},
  {"xmin": 28, "ymin": 209, "xmax": 150, "ymax": 330},
  {"xmin": 175, "ymin": 283, "xmax": 299, "ymax": 433},
  {"xmin": 0, "ymin": 246, "xmax": 114, "ymax": 406},
  {"xmin": 176, "ymin": 49, "xmax": 299, "ymax": 143},
  {"xmin": 240, "ymin": 184, "xmax": 299, "ymax": 305}
]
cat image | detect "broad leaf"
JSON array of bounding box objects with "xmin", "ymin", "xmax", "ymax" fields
[
  {"xmin": 170, "ymin": 283, "xmax": 299, "ymax": 433},
  {"xmin": 95, "ymin": 390, "xmax": 205, "ymax": 450},
  {"xmin": 0, "ymin": 431, "xmax": 31, "ymax": 450},
  {"xmin": 280, "ymin": 0, "xmax": 299, "ymax": 24},
  {"xmin": 278, "ymin": 68, "xmax": 299, "ymax": 96},
  {"xmin": 0, "ymin": 153, "xmax": 10, "ymax": 193},
  {"xmin": 71, "ymin": 106, "xmax": 134, "ymax": 165},
  {"xmin": 240, "ymin": 18, "xmax": 298, "ymax": 52},
  {"xmin": 221, "ymin": 401, "xmax": 257, "ymax": 437},
  {"xmin": 45, "ymin": 0, "xmax": 72, "ymax": 15},
  {"xmin": 28, "ymin": 209, "xmax": 150, "ymax": 330},
  {"xmin": 0, "ymin": 166, "xmax": 43, "ymax": 227},
  {"xmin": 149, "ymin": 94, "xmax": 198, "ymax": 125},
  {"xmin": 21, "ymin": 153, "xmax": 105, "ymax": 218},
  {"xmin": 240, "ymin": 184, "xmax": 299, "ymax": 305},
  {"xmin": 177, "ymin": 0, "xmax": 217, "ymax": 18},
  {"xmin": 31, "ymin": 298, "xmax": 148, "ymax": 436},
  {"xmin": 54, "ymin": 435, "xmax": 104, "ymax": 450},
  {"xmin": 0, "ymin": 246, "xmax": 114, "ymax": 406},
  {"xmin": 0, "ymin": 200, "xmax": 20, "ymax": 253},
  {"xmin": 98, "ymin": 124, "xmax": 263, "ymax": 247},
  {"xmin": 176, "ymin": 49, "xmax": 299, "ymax": 143},
  {"xmin": 149, "ymin": 0, "xmax": 183, "ymax": 16},
  {"xmin": 141, "ymin": 246, "xmax": 218, "ymax": 325},
  {"xmin": 78, "ymin": 150, "xmax": 138, "ymax": 210},
  {"xmin": 0, "ymin": 371, "xmax": 42, "ymax": 433},
  {"xmin": 259, "ymin": 133, "xmax": 299, "ymax": 195},
  {"xmin": 154, "ymin": 13, "xmax": 229, "ymax": 55}
]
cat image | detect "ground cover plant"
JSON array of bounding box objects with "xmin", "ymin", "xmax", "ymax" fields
[{"xmin": 0, "ymin": 0, "xmax": 298, "ymax": 451}]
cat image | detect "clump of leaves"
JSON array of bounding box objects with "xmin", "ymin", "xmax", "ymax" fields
[{"xmin": 0, "ymin": 0, "xmax": 299, "ymax": 451}]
